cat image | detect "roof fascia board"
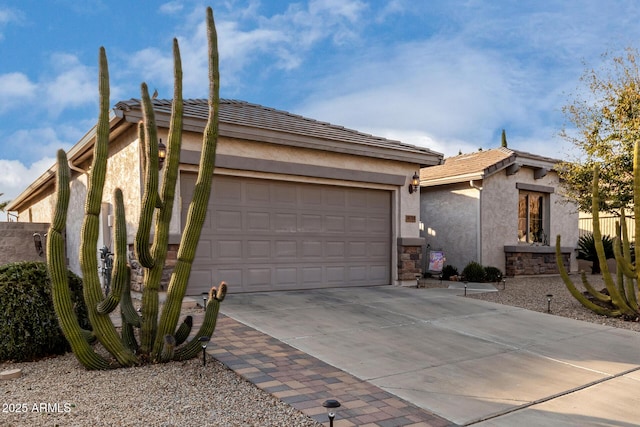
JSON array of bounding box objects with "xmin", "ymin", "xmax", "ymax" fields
[
  {"xmin": 120, "ymin": 109, "xmax": 442, "ymax": 167},
  {"xmin": 422, "ymin": 172, "xmax": 485, "ymax": 187},
  {"xmin": 7, "ymin": 112, "xmax": 124, "ymax": 212}
]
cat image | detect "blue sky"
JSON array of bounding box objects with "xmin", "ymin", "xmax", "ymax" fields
[{"xmin": 2, "ymin": 0, "xmax": 640, "ymax": 212}]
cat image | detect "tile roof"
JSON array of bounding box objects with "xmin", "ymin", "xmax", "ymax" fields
[
  {"xmin": 420, "ymin": 147, "xmax": 560, "ymax": 184},
  {"xmin": 114, "ymin": 98, "xmax": 442, "ymax": 159}
]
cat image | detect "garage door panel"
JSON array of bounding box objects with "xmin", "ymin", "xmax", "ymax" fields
[
  {"xmin": 301, "ymin": 240, "xmax": 322, "ymax": 257},
  {"xmin": 274, "ymin": 185, "xmax": 297, "ymax": 205},
  {"xmin": 369, "ymin": 241, "xmax": 388, "ymax": 257},
  {"xmin": 182, "ymin": 174, "xmax": 391, "ymax": 294},
  {"xmin": 216, "ymin": 179, "xmax": 242, "ymax": 202},
  {"xmin": 326, "ymin": 215, "xmax": 345, "ymax": 232},
  {"xmin": 216, "ymin": 240, "xmax": 242, "ymax": 260},
  {"xmin": 371, "ymin": 265, "xmax": 390, "ymax": 281},
  {"xmin": 326, "ymin": 241, "xmax": 346, "ymax": 257},
  {"xmin": 275, "ymin": 267, "xmax": 297, "ymax": 285},
  {"xmin": 301, "ymin": 214, "xmax": 322, "ymax": 231},
  {"xmin": 348, "ymin": 266, "xmax": 367, "ymax": 282},
  {"xmin": 348, "ymin": 241, "xmax": 367, "ymax": 257},
  {"xmin": 274, "ymin": 213, "xmax": 297, "ymax": 231},
  {"xmin": 189, "ymin": 269, "xmax": 212, "ymax": 288},
  {"xmin": 247, "ymin": 268, "xmax": 271, "ymax": 286},
  {"xmin": 194, "ymin": 239, "xmax": 212, "ymax": 261},
  {"xmin": 302, "ymin": 267, "xmax": 323, "ymax": 283},
  {"xmin": 245, "ymin": 182, "xmax": 270, "ymax": 203},
  {"xmin": 326, "ymin": 266, "xmax": 346, "ymax": 282},
  {"xmin": 247, "ymin": 240, "xmax": 270, "ymax": 259},
  {"xmin": 216, "ymin": 210, "xmax": 242, "ymax": 231},
  {"xmin": 275, "ymin": 240, "xmax": 297, "ymax": 257},
  {"xmin": 368, "ymin": 216, "xmax": 390, "ymax": 233}
]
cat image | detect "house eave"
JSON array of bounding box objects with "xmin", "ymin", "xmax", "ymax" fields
[
  {"xmin": 117, "ymin": 108, "xmax": 443, "ymax": 167},
  {"xmin": 421, "ymin": 172, "xmax": 485, "ymax": 187},
  {"xmin": 7, "ymin": 112, "xmax": 126, "ymax": 213}
]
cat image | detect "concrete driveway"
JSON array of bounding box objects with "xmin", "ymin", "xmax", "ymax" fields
[{"xmin": 220, "ymin": 285, "xmax": 640, "ymax": 426}]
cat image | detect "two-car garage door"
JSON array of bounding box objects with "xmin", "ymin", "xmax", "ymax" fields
[{"xmin": 181, "ymin": 173, "xmax": 391, "ymax": 294}]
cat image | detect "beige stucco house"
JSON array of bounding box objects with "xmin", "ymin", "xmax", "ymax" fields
[
  {"xmin": 7, "ymin": 99, "xmax": 442, "ymax": 294},
  {"xmin": 419, "ymin": 147, "xmax": 578, "ymax": 276}
]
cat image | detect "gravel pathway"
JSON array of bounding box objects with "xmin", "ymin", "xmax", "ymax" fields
[{"xmin": 2, "ymin": 273, "xmax": 639, "ymax": 426}]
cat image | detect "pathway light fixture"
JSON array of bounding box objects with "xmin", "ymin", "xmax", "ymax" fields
[
  {"xmin": 322, "ymin": 399, "xmax": 341, "ymax": 427},
  {"xmin": 198, "ymin": 336, "xmax": 209, "ymax": 366}
]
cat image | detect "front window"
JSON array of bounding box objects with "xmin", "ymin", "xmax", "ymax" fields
[{"xmin": 518, "ymin": 191, "xmax": 546, "ymax": 244}]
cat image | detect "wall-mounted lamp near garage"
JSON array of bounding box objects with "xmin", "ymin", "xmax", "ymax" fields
[
  {"xmin": 158, "ymin": 139, "xmax": 167, "ymax": 169},
  {"xmin": 408, "ymin": 172, "xmax": 420, "ymax": 194}
]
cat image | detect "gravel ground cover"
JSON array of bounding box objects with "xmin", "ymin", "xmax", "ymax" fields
[
  {"xmin": 462, "ymin": 273, "xmax": 640, "ymax": 333},
  {"xmin": 3, "ymin": 273, "xmax": 639, "ymax": 426},
  {"xmin": 1, "ymin": 352, "xmax": 322, "ymax": 427}
]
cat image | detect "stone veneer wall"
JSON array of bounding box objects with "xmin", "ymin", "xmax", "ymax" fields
[
  {"xmin": 504, "ymin": 245, "xmax": 572, "ymax": 276},
  {"xmin": 398, "ymin": 237, "xmax": 424, "ymax": 281},
  {"xmin": 0, "ymin": 222, "xmax": 51, "ymax": 266},
  {"xmin": 129, "ymin": 243, "xmax": 179, "ymax": 292}
]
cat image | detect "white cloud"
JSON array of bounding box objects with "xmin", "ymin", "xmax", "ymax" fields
[
  {"xmin": 0, "ymin": 157, "xmax": 55, "ymax": 212},
  {"xmin": 159, "ymin": 1, "xmax": 184, "ymax": 15},
  {"xmin": 2, "ymin": 127, "xmax": 73, "ymax": 166},
  {"xmin": 124, "ymin": 0, "xmax": 372, "ymax": 98},
  {"xmin": 0, "ymin": 72, "xmax": 37, "ymax": 111},
  {"xmin": 43, "ymin": 53, "xmax": 96, "ymax": 113},
  {"xmin": 0, "ymin": 6, "xmax": 22, "ymax": 41}
]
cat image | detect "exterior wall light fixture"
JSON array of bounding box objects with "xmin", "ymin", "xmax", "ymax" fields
[
  {"xmin": 408, "ymin": 171, "xmax": 420, "ymax": 194},
  {"xmin": 158, "ymin": 139, "xmax": 167, "ymax": 169}
]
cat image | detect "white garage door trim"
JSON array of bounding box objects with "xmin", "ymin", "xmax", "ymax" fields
[{"xmin": 181, "ymin": 173, "xmax": 391, "ymax": 294}]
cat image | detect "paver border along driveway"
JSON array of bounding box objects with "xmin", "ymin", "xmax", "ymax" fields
[{"xmin": 220, "ymin": 285, "xmax": 640, "ymax": 426}]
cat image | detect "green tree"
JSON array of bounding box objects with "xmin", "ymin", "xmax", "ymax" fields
[
  {"xmin": 0, "ymin": 193, "xmax": 8, "ymax": 212},
  {"xmin": 501, "ymin": 129, "xmax": 507, "ymax": 147},
  {"xmin": 557, "ymin": 48, "xmax": 640, "ymax": 214}
]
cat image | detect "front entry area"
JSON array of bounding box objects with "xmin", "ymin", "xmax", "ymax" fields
[{"xmin": 181, "ymin": 173, "xmax": 391, "ymax": 294}]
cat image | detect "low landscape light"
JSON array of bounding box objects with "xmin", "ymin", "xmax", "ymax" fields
[
  {"xmin": 198, "ymin": 336, "xmax": 209, "ymax": 366},
  {"xmin": 322, "ymin": 399, "xmax": 341, "ymax": 427},
  {"xmin": 546, "ymin": 294, "xmax": 553, "ymax": 313},
  {"xmin": 201, "ymin": 292, "xmax": 208, "ymax": 311}
]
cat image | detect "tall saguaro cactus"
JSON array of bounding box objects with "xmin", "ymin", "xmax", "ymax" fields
[
  {"xmin": 47, "ymin": 7, "xmax": 226, "ymax": 369},
  {"xmin": 556, "ymin": 143, "xmax": 640, "ymax": 319}
]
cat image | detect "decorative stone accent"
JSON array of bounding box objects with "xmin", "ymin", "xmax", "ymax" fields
[
  {"xmin": 0, "ymin": 369, "xmax": 22, "ymax": 380},
  {"xmin": 397, "ymin": 237, "xmax": 425, "ymax": 281},
  {"xmin": 504, "ymin": 245, "xmax": 571, "ymax": 276},
  {"xmin": 128, "ymin": 243, "xmax": 179, "ymax": 292}
]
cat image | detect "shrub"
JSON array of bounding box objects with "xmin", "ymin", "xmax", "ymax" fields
[
  {"xmin": 462, "ymin": 261, "xmax": 486, "ymax": 282},
  {"xmin": 484, "ymin": 266, "xmax": 503, "ymax": 282},
  {"xmin": 441, "ymin": 264, "xmax": 459, "ymax": 280},
  {"xmin": 0, "ymin": 261, "xmax": 89, "ymax": 362},
  {"xmin": 577, "ymin": 233, "xmax": 614, "ymax": 274}
]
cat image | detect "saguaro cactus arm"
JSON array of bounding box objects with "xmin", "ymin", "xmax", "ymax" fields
[
  {"xmin": 97, "ymin": 188, "xmax": 127, "ymax": 314},
  {"xmin": 173, "ymin": 283, "xmax": 227, "ymax": 361},
  {"xmin": 79, "ymin": 47, "xmax": 138, "ymax": 367},
  {"xmin": 556, "ymin": 235, "xmax": 622, "ymax": 317},
  {"xmin": 153, "ymin": 7, "xmax": 220, "ymax": 359},
  {"xmin": 139, "ymin": 38, "xmax": 184, "ymax": 355},
  {"xmin": 591, "ymin": 165, "xmax": 636, "ymax": 316},
  {"xmin": 47, "ymin": 150, "xmax": 111, "ymax": 370}
]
